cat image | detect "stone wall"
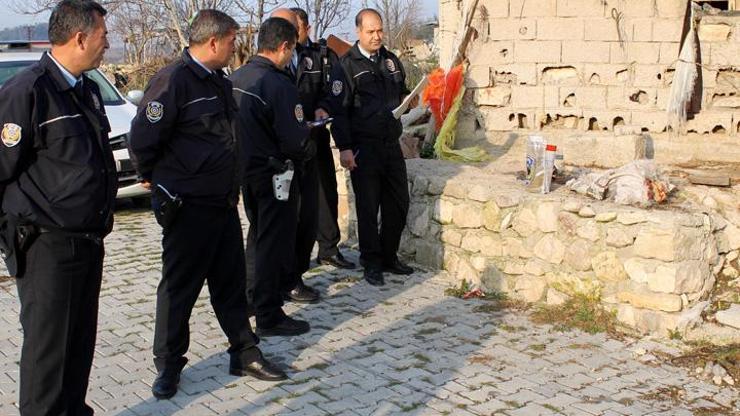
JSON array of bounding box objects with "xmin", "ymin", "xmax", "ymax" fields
[
  {"xmin": 335, "ymin": 156, "xmax": 740, "ymax": 338},
  {"xmin": 439, "ymin": 0, "xmax": 740, "ymax": 136}
]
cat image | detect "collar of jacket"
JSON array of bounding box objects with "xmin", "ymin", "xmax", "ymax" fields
[
  {"xmin": 250, "ymin": 55, "xmax": 293, "ymax": 77},
  {"xmin": 40, "ymin": 52, "xmax": 85, "ymax": 93},
  {"xmin": 182, "ymin": 48, "xmax": 217, "ymax": 80},
  {"xmin": 348, "ymin": 42, "xmax": 388, "ymax": 62}
]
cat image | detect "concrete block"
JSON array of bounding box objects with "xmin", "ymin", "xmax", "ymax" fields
[
  {"xmin": 575, "ymin": 86, "xmax": 608, "ymax": 109},
  {"xmin": 658, "ymin": 42, "xmax": 680, "ymax": 65},
  {"xmin": 476, "ymin": 107, "xmax": 516, "ymax": 131},
  {"xmin": 480, "ymin": 0, "xmax": 509, "ymax": 18},
  {"xmin": 631, "ymin": 111, "xmax": 668, "ymax": 132},
  {"xmin": 537, "ymin": 17, "xmax": 584, "ymax": 40},
  {"xmin": 552, "ymin": 133, "xmax": 647, "ymax": 168},
  {"xmin": 510, "ymin": 0, "xmax": 556, "ymax": 17},
  {"xmin": 607, "ymin": 87, "xmax": 658, "ymax": 110},
  {"xmin": 466, "ymin": 65, "xmax": 491, "ymax": 88},
  {"xmin": 489, "ymin": 18, "xmax": 537, "ymax": 40},
  {"xmin": 511, "ymin": 85, "xmax": 544, "ymax": 108},
  {"xmin": 539, "ymin": 64, "xmax": 581, "ymax": 85},
  {"xmin": 632, "ymin": 64, "xmax": 665, "ymax": 87},
  {"xmin": 620, "ymin": 0, "xmax": 656, "ymax": 17},
  {"xmin": 699, "ymin": 23, "xmax": 733, "ymax": 42},
  {"xmin": 473, "ymin": 87, "xmax": 512, "ymax": 107},
  {"xmin": 629, "ymin": 18, "xmax": 654, "ymax": 42},
  {"xmin": 556, "ymin": 0, "xmax": 606, "ymax": 17},
  {"xmin": 514, "ymin": 41, "xmax": 561, "ymax": 63},
  {"xmin": 710, "ymin": 41, "xmax": 740, "ymax": 66},
  {"xmin": 652, "ymin": 19, "xmax": 683, "ymax": 42},
  {"xmin": 655, "ymin": 0, "xmax": 688, "ymax": 18},
  {"xmin": 562, "ymin": 41, "xmax": 610, "ymax": 63},
  {"xmin": 469, "ymin": 40, "xmax": 514, "ymax": 65},
  {"xmin": 544, "ymin": 86, "xmax": 560, "ymax": 108},
  {"xmin": 685, "ymin": 111, "xmax": 734, "ymax": 134},
  {"xmin": 612, "ymin": 42, "xmax": 661, "ymax": 64},
  {"xmin": 494, "ymin": 63, "xmax": 538, "ymax": 85},
  {"xmin": 582, "ymin": 64, "xmax": 632, "ymax": 85},
  {"xmin": 582, "ymin": 110, "xmax": 631, "ymax": 131},
  {"xmin": 584, "ymin": 18, "xmax": 621, "ymax": 41}
]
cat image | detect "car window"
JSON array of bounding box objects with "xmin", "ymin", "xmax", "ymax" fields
[
  {"xmin": 85, "ymin": 69, "xmax": 124, "ymax": 106},
  {"xmin": 0, "ymin": 60, "xmax": 124, "ymax": 106},
  {"xmin": 0, "ymin": 61, "xmax": 35, "ymax": 86}
]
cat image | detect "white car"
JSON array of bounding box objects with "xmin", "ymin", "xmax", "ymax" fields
[{"xmin": 0, "ymin": 46, "xmax": 149, "ymax": 203}]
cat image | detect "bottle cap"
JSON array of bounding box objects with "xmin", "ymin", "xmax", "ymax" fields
[{"xmin": 546, "ymin": 144, "xmax": 557, "ymax": 151}]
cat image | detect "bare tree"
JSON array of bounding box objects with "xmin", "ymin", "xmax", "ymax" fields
[
  {"xmin": 363, "ymin": 0, "xmax": 420, "ymax": 52},
  {"xmin": 292, "ymin": 0, "xmax": 351, "ymax": 39}
]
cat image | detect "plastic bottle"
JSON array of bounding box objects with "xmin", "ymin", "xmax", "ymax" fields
[{"xmin": 542, "ymin": 144, "xmax": 557, "ymax": 194}]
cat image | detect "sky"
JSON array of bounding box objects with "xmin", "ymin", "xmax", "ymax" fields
[{"xmin": 0, "ymin": 0, "xmax": 438, "ymax": 34}]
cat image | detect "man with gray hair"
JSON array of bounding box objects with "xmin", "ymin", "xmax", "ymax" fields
[
  {"xmin": 129, "ymin": 9, "xmax": 286, "ymax": 400},
  {"xmin": 0, "ymin": 1, "xmax": 114, "ymax": 413}
]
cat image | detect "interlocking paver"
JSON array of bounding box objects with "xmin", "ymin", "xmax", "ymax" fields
[{"xmin": 0, "ymin": 206, "xmax": 737, "ymax": 415}]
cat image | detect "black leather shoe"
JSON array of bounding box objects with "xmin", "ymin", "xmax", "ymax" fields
[
  {"xmin": 384, "ymin": 260, "xmax": 414, "ymax": 275},
  {"xmin": 152, "ymin": 359, "xmax": 187, "ymax": 400},
  {"xmin": 364, "ymin": 269, "xmax": 385, "ymax": 286},
  {"xmin": 230, "ymin": 353, "xmax": 287, "ymax": 381},
  {"xmin": 283, "ymin": 281, "xmax": 319, "ymax": 304},
  {"xmin": 256, "ymin": 316, "xmax": 310, "ymax": 337},
  {"xmin": 317, "ymin": 252, "xmax": 356, "ymax": 269}
]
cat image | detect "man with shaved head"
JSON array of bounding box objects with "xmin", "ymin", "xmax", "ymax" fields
[{"xmin": 321, "ymin": 8, "xmax": 413, "ymax": 287}]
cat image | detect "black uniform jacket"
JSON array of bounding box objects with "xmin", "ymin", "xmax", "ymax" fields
[
  {"xmin": 230, "ymin": 55, "xmax": 310, "ymax": 180},
  {"xmin": 320, "ymin": 43, "xmax": 409, "ymax": 151},
  {"xmin": 129, "ymin": 49, "xmax": 239, "ymax": 206},
  {"xmin": 0, "ymin": 52, "xmax": 116, "ymax": 233},
  {"xmin": 294, "ymin": 39, "xmax": 338, "ymax": 121}
]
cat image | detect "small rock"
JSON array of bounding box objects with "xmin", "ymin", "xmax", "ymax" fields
[
  {"xmin": 713, "ymin": 375, "xmax": 723, "ymax": 385},
  {"xmin": 500, "ymin": 212, "xmax": 513, "ymax": 230},
  {"xmin": 617, "ymin": 212, "xmax": 647, "ymax": 225},
  {"xmin": 562, "ymin": 200, "xmax": 582, "ymax": 213},
  {"xmin": 723, "ymin": 375, "xmax": 735, "ymax": 386},
  {"xmin": 727, "ymin": 250, "xmax": 739, "ymax": 262},
  {"xmin": 715, "ymin": 304, "xmax": 740, "ymax": 329},
  {"xmin": 633, "ymin": 347, "xmax": 647, "ymax": 356},
  {"xmin": 703, "ymin": 196, "xmax": 718, "ymax": 210},
  {"xmin": 722, "ymin": 265, "xmax": 739, "ymax": 279},
  {"xmin": 578, "ymin": 206, "xmax": 596, "ymax": 218},
  {"xmin": 695, "ymin": 367, "xmax": 704, "ymax": 374},
  {"xmin": 595, "ymin": 212, "xmax": 617, "ymax": 222},
  {"xmin": 713, "ymin": 363, "xmax": 728, "ymax": 378}
]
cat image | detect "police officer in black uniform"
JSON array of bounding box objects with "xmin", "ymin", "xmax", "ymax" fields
[
  {"xmin": 323, "ymin": 9, "xmax": 414, "ymax": 286},
  {"xmin": 231, "ymin": 17, "xmax": 314, "ymax": 337},
  {"xmin": 289, "ymin": 7, "xmax": 355, "ymax": 271},
  {"xmin": 128, "ymin": 10, "xmax": 286, "ymax": 400},
  {"xmin": 0, "ymin": 1, "xmax": 114, "ymax": 414}
]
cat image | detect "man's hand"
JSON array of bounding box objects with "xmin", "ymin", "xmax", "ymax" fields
[
  {"xmin": 339, "ymin": 149, "xmax": 357, "ymax": 171},
  {"xmin": 140, "ymin": 180, "xmax": 152, "ymax": 190},
  {"xmin": 315, "ymin": 108, "xmax": 330, "ymax": 120}
]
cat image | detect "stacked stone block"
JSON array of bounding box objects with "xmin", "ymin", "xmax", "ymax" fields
[{"xmin": 442, "ymin": 0, "xmax": 740, "ymax": 135}]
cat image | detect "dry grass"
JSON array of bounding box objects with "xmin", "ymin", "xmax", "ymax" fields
[
  {"xmin": 671, "ymin": 341, "xmax": 740, "ymax": 382},
  {"xmin": 530, "ymin": 293, "xmax": 622, "ymax": 337}
]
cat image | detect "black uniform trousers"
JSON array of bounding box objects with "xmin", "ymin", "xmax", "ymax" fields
[
  {"xmin": 243, "ymin": 173, "xmax": 300, "ymax": 328},
  {"xmin": 153, "ymin": 203, "xmax": 259, "ymax": 372},
  {"xmin": 314, "ymin": 128, "xmax": 341, "ymax": 259},
  {"xmin": 350, "ymin": 141, "xmax": 409, "ymax": 270},
  {"xmin": 291, "ymin": 157, "xmax": 319, "ymax": 287},
  {"xmin": 16, "ymin": 232, "xmax": 103, "ymax": 416}
]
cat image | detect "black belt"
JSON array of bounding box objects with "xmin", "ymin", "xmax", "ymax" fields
[{"xmin": 38, "ymin": 227, "xmax": 103, "ymax": 244}]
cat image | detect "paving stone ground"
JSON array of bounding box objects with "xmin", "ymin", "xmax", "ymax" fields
[{"xmin": 0, "ymin": 206, "xmax": 738, "ymax": 415}]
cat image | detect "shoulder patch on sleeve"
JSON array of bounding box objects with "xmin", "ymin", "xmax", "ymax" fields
[
  {"xmin": 385, "ymin": 59, "xmax": 396, "ymax": 72},
  {"xmin": 1, "ymin": 123, "xmax": 22, "ymax": 147},
  {"xmin": 146, "ymin": 101, "xmax": 164, "ymax": 123},
  {"xmin": 332, "ymin": 80, "xmax": 343, "ymax": 96},
  {"xmin": 295, "ymin": 104, "xmax": 304, "ymax": 122}
]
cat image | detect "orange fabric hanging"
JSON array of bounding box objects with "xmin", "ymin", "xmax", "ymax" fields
[{"xmin": 422, "ymin": 64, "xmax": 465, "ymax": 132}]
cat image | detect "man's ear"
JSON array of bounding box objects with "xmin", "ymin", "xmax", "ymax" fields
[
  {"xmin": 75, "ymin": 31, "xmax": 86, "ymax": 49},
  {"xmin": 210, "ymin": 36, "xmax": 219, "ymax": 52}
]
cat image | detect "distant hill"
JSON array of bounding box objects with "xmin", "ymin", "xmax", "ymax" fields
[{"xmin": 0, "ymin": 23, "xmax": 48, "ymax": 41}]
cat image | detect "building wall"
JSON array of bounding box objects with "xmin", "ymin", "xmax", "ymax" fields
[{"xmin": 440, "ymin": 0, "xmax": 740, "ymax": 135}]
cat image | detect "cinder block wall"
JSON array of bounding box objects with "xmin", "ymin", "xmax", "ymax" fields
[{"xmin": 439, "ymin": 0, "xmax": 740, "ymax": 136}]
